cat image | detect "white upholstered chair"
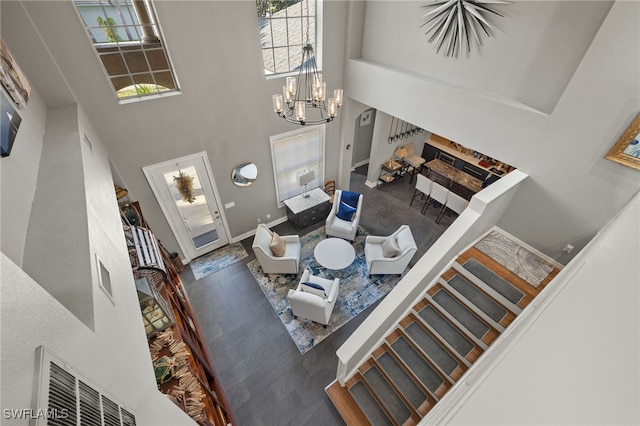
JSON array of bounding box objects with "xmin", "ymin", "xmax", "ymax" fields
[
  {"xmin": 251, "ymin": 224, "xmax": 300, "ymax": 274},
  {"xmin": 287, "ymin": 269, "xmax": 339, "ymax": 327},
  {"xmin": 364, "ymin": 225, "xmax": 417, "ymax": 276},
  {"xmin": 437, "ymin": 191, "xmax": 470, "ymax": 224},
  {"xmin": 325, "ymin": 189, "xmax": 363, "ymax": 241},
  {"xmin": 423, "ymin": 178, "xmax": 450, "ymax": 216},
  {"xmin": 410, "ymin": 173, "xmax": 432, "ymax": 209}
]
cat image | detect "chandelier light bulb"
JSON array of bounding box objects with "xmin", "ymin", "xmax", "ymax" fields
[
  {"xmin": 272, "ymin": 94, "xmax": 283, "ymax": 113},
  {"xmin": 314, "ymin": 81, "xmax": 326, "ymax": 102},
  {"xmin": 282, "ymin": 86, "xmax": 292, "ymax": 104},
  {"xmin": 328, "ymin": 98, "xmax": 337, "ymax": 117},
  {"xmin": 334, "ymin": 89, "xmax": 343, "ymax": 107},
  {"xmin": 285, "ymin": 76, "xmax": 296, "ymax": 98},
  {"xmin": 295, "ymin": 101, "xmax": 306, "ymax": 122}
]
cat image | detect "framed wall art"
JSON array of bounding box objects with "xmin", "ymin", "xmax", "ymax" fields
[
  {"xmin": 605, "ymin": 113, "xmax": 640, "ymax": 171},
  {"xmin": 1, "ymin": 90, "xmax": 22, "ymax": 157},
  {"xmin": 0, "ymin": 39, "xmax": 31, "ymax": 108}
]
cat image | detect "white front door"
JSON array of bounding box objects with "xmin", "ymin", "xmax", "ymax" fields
[{"xmin": 143, "ymin": 152, "xmax": 229, "ymax": 262}]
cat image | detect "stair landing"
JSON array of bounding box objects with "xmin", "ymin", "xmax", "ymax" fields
[{"xmin": 327, "ymin": 229, "xmax": 561, "ymax": 425}]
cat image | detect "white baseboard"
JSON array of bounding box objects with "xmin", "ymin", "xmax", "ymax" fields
[{"xmin": 229, "ymin": 215, "xmax": 288, "ymax": 244}]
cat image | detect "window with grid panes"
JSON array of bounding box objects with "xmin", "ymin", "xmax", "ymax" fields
[
  {"xmin": 73, "ymin": 0, "xmax": 179, "ymax": 101},
  {"xmin": 256, "ymin": 0, "xmax": 321, "ymax": 76}
]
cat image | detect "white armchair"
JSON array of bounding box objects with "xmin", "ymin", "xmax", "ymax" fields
[
  {"xmin": 287, "ymin": 270, "xmax": 339, "ymax": 327},
  {"xmin": 251, "ymin": 224, "xmax": 300, "ymax": 274},
  {"xmin": 325, "ymin": 189, "xmax": 363, "ymax": 241},
  {"xmin": 364, "ymin": 225, "xmax": 417, "ymax": 276}
]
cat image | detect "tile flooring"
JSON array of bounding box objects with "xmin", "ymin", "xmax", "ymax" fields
[{"xmin": 181, "ymin": 166, "xmax": 451, "ymax": 425}]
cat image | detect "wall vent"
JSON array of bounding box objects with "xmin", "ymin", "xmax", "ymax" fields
[
  {"xmin": 32, "ymin": 347, "xmax": 136, "ymax": 426},
  {"xmin": 96, "ymin": 254, "xmax": 115, "ymax": 304}
]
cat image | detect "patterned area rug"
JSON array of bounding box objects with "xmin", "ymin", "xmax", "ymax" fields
[
  {"xmin": 475, "ymin": 230, "xmax": 555, "ymax": 288},
  {"xmin": 247, "ymin": 226, "xmax": 405, "ymax": 354},
  {"xmin": 190, "ymin": 242, "xmax": 249, "ymax": 280}
]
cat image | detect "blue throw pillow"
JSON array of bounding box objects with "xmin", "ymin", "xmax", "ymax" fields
[
  {"xmin": 340, "ymin": 190, "xmax": 360, "ymax": 208},
  {"xmin": 336, "ymin": 201, "xmax": 357, "ymax": 221}
]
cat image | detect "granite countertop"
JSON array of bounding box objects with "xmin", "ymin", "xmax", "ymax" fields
[{"xmin": 426, "ymin": 159, "xmax": 483, "ymax": 192}]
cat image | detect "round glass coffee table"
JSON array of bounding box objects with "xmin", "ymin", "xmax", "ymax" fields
[{"xmin": 314, "ymin": 238, "xmax": 356, "ymax": 277}]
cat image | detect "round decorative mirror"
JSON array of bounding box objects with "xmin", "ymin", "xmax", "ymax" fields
[{"xmin": 231, "ymin": 162, "xmax": 258, "ymax": 187}]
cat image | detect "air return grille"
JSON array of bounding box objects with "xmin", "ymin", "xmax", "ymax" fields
[{"xmin": 33, "ymin": 347, "xmax": 136, "ymax": 426}]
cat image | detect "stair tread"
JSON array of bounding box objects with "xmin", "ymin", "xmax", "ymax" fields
[
  {"xmin": 431, "ymin": 288, "xmax": 490, "ymax": 339},
  {"xmin": 391, "ymin": 336, "xmax": 445, "ymax": 394},
  {"xmin": 462, "ymin": 258, "xmax": 524, "ymax": 304},
  {"xmin": 416, "ymin": 305, "xmax": 475, "ymax": 358},
  {"xmin": 403, "ymin": 320, "xmax": 460, "ymax": 377},
  {"xmin": 349, "ymin": 381, "xmax": 393, "ymax": 426},
  {"xmin": 377, "ymin": 351, "xmax": 429, "ymax": 411},
  {"xmin": 363, "ymin": 366, "xmax": 412, "ymax": 425},
  {"xmin": 445, "ymin": 273, "xmax": 509, "ymax": 324}
]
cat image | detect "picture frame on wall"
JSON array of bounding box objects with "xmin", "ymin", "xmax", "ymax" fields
[
  {"xmin": 1, "ymin": 90, "xmax": 22, "ymax": 157},
  {"xmin": 0, "ymin": 39, "xmax": 31, "ymax": 108},
  {"xmin": 605, "ymin": 113, "xmax": 640, "ymax": 171}
]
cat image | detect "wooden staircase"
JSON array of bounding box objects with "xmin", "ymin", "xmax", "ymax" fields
[{"xmin": 327, "ymin": 230, "xmax": 561, "ymax": 425}]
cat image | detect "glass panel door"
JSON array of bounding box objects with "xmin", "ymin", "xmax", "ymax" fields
[{"xmin": 143, "ymin": 152, "xmax": 229, "ymax": 262}]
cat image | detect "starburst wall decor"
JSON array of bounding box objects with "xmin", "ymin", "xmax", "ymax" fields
[{"xmin": 421, "ymin": 0, "xmax": 510, "ymax": 57}]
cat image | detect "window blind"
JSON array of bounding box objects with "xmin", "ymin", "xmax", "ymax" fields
[{"xmin": 270, "ymin": 125, "xmax": 324, "ymax": 203}]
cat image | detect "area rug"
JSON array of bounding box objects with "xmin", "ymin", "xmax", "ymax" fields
[
  {"xmin": 247, "ymin": 226, "xmax": 405, "ymax": 354},
  {"xmin": 474, "ymin": 230, "xmax": 554, "ymax": 288},
  {"xmin": 190, "ymin": 242, "xmax": 249, "ymax": 280}
]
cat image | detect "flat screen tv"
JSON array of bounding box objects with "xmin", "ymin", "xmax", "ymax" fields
[{"xmin": 1, "ymin": 90, "xmax": 21, "ymax": 157}]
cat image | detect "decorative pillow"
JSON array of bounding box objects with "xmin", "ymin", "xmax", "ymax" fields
[
  {"xmin": 381, "ymin": 235, "xmax": 400, "ymax": 258},
  {"xmin": 301, "ymin": 282, "xmax": 327, "ymax": 298},
  {"xmin": 340, "ymin": 190, "xmax": 361, "ymax": 208},
  {"xmin": 336, "ymin": 201, "xmax": 357, "ymax": 221},
  {"xmin": 269, "ymin": 232, "xmax": 286, "ymax": 257}
]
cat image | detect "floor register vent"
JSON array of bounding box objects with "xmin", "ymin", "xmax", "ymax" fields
[{"xmin": 32, "ymin": 347, "xmax": 136, "ymax": 426}]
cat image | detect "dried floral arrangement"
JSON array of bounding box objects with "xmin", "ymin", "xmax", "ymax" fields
[
  {"xmin": 150, "ymin": 329, "xmax": 206, "ymax": 422},
  {"xmin": 174, "ymin": 171, "xmax": 196, "ymax": 203}
]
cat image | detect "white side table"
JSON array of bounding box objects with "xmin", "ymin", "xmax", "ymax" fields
[{"xmin": 314, "ymin": 238, "xmax": 356, "ymax": 277}]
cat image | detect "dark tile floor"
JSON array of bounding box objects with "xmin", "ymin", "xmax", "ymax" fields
[{"xmin": 181, "ymin": 166, "xmax": 451, "ymax": 426}]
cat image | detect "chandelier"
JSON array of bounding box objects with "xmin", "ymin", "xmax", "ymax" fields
[
  {"xmin": 271, "ymin": 0, "xmax": 342, "ymax": 126},
  {"xmin": 272, "ymin": 44, "xmax": 343, "ymax": 125}
]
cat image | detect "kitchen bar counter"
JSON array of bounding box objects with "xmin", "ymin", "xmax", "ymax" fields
[
  {"xmin": 427, "ymin": 137, "xmax": 495, "ymax": 173},
  {"xmin": 426, "ymin": 159, "xmax": 483, "ymax": 197}
]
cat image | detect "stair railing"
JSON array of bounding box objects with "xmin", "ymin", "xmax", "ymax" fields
[{"xmin": 336, "ymin": 170, "xmax": 529, "ymax": 385}]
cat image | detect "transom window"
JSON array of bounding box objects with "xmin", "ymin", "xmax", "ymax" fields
[
  {"xmin": 73, "ymin": 0, "xmax": 179, "ymax": 101},
  {"xmin": 256, "ymin": 0, "xmax": 321, "ymax": 76}
]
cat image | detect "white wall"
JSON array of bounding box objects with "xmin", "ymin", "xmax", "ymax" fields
[
  {"xmin": 360, "ymin": 1, "xmax": 613, "ymax": 114},
  {"xmin": 444, "ymin": 192, "xmax": 640, "ymax": 426},
  {"xmin": 343, "ymin": 0, "xmax": 640, "ymax": 262},
  {"xmin": 0, "ymin": 88, "xmax": 46, "ymax": 267},
  {"xmin": 22, "ymin": 104, "xmax": 95, "ymax": 328}
]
